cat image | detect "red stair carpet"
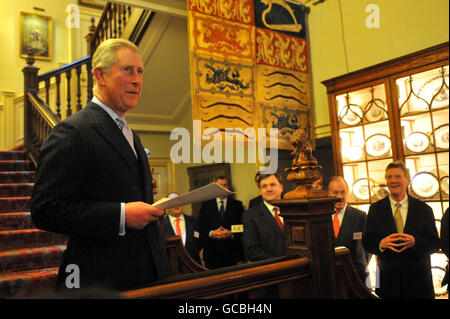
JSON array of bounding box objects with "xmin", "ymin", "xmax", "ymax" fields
[{"xmin": 0, "ymin": 150, "xmax": 66, "ymax": 298}]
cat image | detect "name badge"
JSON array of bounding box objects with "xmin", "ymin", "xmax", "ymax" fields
[
  {"xmin": 353, "ymin": 232, "xmax": 362, "ymax": 240},
  {"xmin": 194, "ymin": 231, "xmax": 200, "ymax": 238},
  {"xmin": 231, "ymin": 224, "xmax": 244, "ymax": 233}
]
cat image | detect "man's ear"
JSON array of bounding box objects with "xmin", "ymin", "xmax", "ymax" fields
[{"xmin": 93, "ymin": 67, "xmax": 106, "ymax": 86}]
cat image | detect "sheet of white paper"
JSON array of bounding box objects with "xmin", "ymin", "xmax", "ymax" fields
[{"xmin": 152, "ymin": 182, "xmax": 234, "ymax": 210}]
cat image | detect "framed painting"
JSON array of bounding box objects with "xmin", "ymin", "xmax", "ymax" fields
[{"xmin": 20, "ymin": 12, "xmax": 52, "ymax": 61}]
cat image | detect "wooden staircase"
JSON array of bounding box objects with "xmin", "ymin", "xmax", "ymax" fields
[{"xmin": 0, "ymin": 149, "xmax": 66, "ymax": 298}]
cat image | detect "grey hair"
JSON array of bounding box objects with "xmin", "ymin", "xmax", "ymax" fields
[
  {"xmin": 327, "ymin": 176, "xmax": 349, "ymax": 190},
  {"xmin": 385, "ymin": 161, "xmax": 410, "ymax": 179},
  {"xmin": 92, "ymin": 38, "xmax": 140, "ymax": 90}
]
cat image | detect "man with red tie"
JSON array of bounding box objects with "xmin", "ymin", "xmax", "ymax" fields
[
  {"xmin": 242, "ymin": 173, "xmax": 286, "ymax": 262},
  {"xmin": 164, "ymin": 192, "xmax": 203, "ymax": 265},
  {"xmin": 328, "ymin": 176, "xmax": 370, "ymax": 284}
]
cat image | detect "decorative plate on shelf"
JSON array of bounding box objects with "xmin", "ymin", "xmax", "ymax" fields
[
  {"xmin": 341, "ymin": 146, "xmax": 364, "ymax": 162},
  {"xmin": 405, "ymin": 132, "xmax": 430, "ymax": 153},
  {"xmin": 352, "ymin": 178, "xmax": 373, "ymax": 201},
  {"xmin": 434, "ymin": 124, "xmax": 449, "ymax": 149},
  {"xmin": 411, "ymin": 172, "xmax": 439, "ymax": 199},
  {"xmin": 364, "ymin": 100, "xmax": 386, "ymax": 122},
  {"xmin": 338, "ymin": 105, "xmax": 363, "ymax": 126},
  {"xmin": 418, "ymin": 74, "xmax": 449, "ymax": 109},
  {"xmin": 365, "ymin": 134, "xmax": 392, "ymax": 157},
  {"xmin": 440, "ymin": 176, "xmax": 449, "ymax": 195},
  {"xmin": 371, "ymin": 184, "xmax": 389, "ymax": 199}
]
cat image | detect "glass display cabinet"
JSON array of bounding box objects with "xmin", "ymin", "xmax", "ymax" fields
[{"xmin": 322, "ymin": 42, "xmax": 449, "ymax": 297}]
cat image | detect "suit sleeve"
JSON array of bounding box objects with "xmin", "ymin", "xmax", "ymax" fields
[
  {"xmin": 31, "ymin": 121, "xmax": 120, "ymax": 239},
  {"xmin": 242, "ymin": 210, "xmax": 272, "ymax": 261},
  {"xmin": 412, "ymin": 202, "xmax": 440, "ymax": 255},
  {"xmin": 442, "ymin": 208, "xmax": 449, "ymax": 258},
  {"xmin": 362, "ymin": 204, "xmax": 383, "ymax": 255}
]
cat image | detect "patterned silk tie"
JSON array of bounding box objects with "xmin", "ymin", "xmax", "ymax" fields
[
  {"xmin": 394, "ymin": 203, "xmax": 404, "ymax": 233},
  {"xmin": 116, "ymin": 117, "xmax": 137, "ymax": 157},
  {"xmin": 175, "ymin": 217, "xmax": 182, "ymax": 237},
  {"xmin": 273, "ymin": 207, "xmax": 284, "ymax": 232},
  {"xmin": 333, "ymin": 210, "xmax": 340, "ymax": 237}
]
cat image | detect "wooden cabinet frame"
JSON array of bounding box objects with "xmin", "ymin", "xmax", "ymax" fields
[{"xmin": 322, "ymin": 42, "xmax": 448, "ymax": 207}]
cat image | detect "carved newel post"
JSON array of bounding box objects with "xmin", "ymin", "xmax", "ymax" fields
[
  {"xmin": 22, "ymin": 49, "xmax": 39, "ymax": 155},
  {"xmin": 273, "ymin": 129, "xmax": 337, "ymax": 298}
]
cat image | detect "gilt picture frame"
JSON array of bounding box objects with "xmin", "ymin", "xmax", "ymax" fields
[{"xmin": 20, "ymin": 12, "xmax": 52, "ymax": 61}]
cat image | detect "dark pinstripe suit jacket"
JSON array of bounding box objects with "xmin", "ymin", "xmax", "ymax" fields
[{"xmin": 31, "ymin": 102, "xmax": 170, "ymax": 291}]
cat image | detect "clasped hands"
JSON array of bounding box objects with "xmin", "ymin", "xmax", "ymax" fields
[
  {"xmin": 125, "ymin": 201, "xmax": 164, "ymax": 229},
  {"xmin": 210, "ymin": 226, "xmax": 232, "ymax": 240},
  {"xmin": 380, "ymin": 233, "xmax": 415, "ymax": 253}
]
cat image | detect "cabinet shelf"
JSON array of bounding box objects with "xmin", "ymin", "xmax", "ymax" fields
[{"xmin": 323, "ymin": 42, "xmax": 448, "ymax": 214}]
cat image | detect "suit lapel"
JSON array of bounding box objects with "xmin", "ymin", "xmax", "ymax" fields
[
  {"xmin": 381, "ymin": 197, "xmax": 397, "ymax": 234},
  {"xmin": 184, "ymin": 215, "xmax": 193, "ymax": 245},
  {"xmin": 165, "ymin": 216, "xmax": 175, "ymax": 237},
  {"xmin": 258, "ymin": 204, "xmax": 283, "ymax": 237},
  {"xmin": 87, "ymin": 104, "xmax": 141, "ymax": 180},
  {"xmin": 134, "ymin": 134, "xmax": 153, "ymax": 203},
  {"xmin": 404, "ymin": 196, "xmax": 417, "ymax": 234},
  {"xmin": 338, "ymin": 207, "xmax": 354, "ymax": 241}
]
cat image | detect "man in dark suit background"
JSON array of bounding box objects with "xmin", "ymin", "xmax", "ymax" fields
[
  {"xmin": 363, "ymin": 161, "xmax": 440, "ymax": 299},
  {"xmin": 328, "ymin": 176, "xmax": 370, "ymax": 285},
  {"xmin": 164, "ymin": 192, "xmax": 203, "ymax": 264},
  {"xmin": 31, "ymin": 39, "xmax": 170, "ymax": 292},
  {"xmin": 198, "ymin": 176, "xmax": 245, "ymax": 269},
  {"xmin": 242, "ymin": 173, "xmax": 285, "ymax": 262},
  {"xmin": 248, "ymin": 172, "xmax": 263, "ymax": 209},
  {"xmin": 441, "ymin": 207, "xmax": 449, "ymax": 297}
]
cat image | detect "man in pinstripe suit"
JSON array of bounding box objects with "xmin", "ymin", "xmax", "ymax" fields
[{"xmin": 31, "ymin": 39, "xmax": 170, "ymax": 292}]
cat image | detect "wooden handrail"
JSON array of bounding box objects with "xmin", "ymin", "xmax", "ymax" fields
[
  {"xmin": 26, "ymin": 92, "xmax": 60, "ymax": 128},
  {"xmin": 37, "ymin": 56, "xmax": 91, "ymax": 82},
  {"xmin": 123, "ymin": 256, "xmax": 310, "ymax": 299}
]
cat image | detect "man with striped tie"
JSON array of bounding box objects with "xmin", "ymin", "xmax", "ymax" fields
[
  {"xmin": 31, "ymin": 39, "xmax": 170, "ymax": 292},
  {"xmin": 363, "ymin": 161, "xmax": 440, "ymax": 298}
]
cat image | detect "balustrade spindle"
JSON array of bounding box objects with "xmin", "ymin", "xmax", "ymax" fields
[
  {"xmin": 122, "ymin": 6, "xmax": 127, "ymax": 26},
  {"xmin": 76, "ymin": 66, "xmax": 82, "ymax": 112},
  {"xmin": 45, "ymin": 78, "xmax": 50, "ymax": 105},
  {"xmin": 55, "ymin": 73, "xmax": 61, "ymax": 119},
  {"xmin": 113, "ymin": 4, "xmax": 117, "ymax": 38},
  {"xmin": 66, "ymin": 70, "xmax": 72, "ymax": 117}
]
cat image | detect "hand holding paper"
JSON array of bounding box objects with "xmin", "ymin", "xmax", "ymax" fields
[{"xmin": 125, "ymin": 201, "xmax": 164, "ymax": 229}]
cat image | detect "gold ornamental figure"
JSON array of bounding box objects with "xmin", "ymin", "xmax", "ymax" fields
[{"xmin": 284, "ymin": 128, "xmax": 328, "ymax": 199}]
